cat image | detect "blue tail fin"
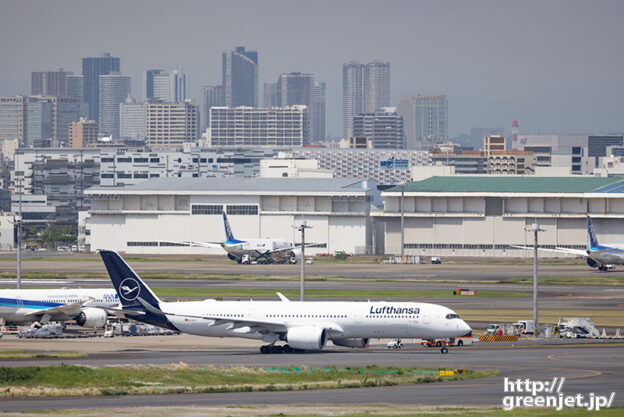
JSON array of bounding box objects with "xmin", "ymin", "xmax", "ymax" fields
[
  {"xmin": 223, "ymin": 211, "xmax": 235, "ymax": 242},
  {"xmin": 100, "ymin": 250, "xmax": 161, "ymax": 309},
  {"xmin": 587, "ymin": 216, "xmax": 599, "ymax": 249}
]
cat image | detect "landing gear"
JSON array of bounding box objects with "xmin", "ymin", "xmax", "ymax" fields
[
  {"xmin": 260, "ymin": 344, "xmax": 301, "ymax": 354},
  {"xmin": 441, "ymin": 347, "xmax": 448, "ymax": 354}
]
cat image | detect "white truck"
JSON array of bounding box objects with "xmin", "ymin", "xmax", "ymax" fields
[{"xmin": 515, "ymin": 320, "xmax": 535, "ymax": 335}]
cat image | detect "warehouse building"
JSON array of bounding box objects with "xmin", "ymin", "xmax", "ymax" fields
[
  {"xmin": 375, "ymin": 176, "xmax": 624, "ymax": 257},
  {"xmin": 83, "ymin": 177, "xmax": 380, "ymax": 255}
]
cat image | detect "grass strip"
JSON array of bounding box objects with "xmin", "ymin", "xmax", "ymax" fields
[
  {"xmin": 153, "ymin": 288, "xmax": 530, "ymax": 300},
  {"xmin": 457, "ymin": 309, "xmax": 624, "ymax": 328},
  {"xmin": 0, "ymin": 350, "xmax": 87, "ymax": 359},
  {"xmin": 0, "ymin": 363, "xmax": 496, "ymax": 398},
  {"xmin": 503, "ymin": 276, "xmax": 624, "ymax": 286}
]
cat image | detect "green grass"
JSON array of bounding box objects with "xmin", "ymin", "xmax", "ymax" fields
[
  {"xmin": 0, "ymin": 351, "xmax": 87, "ymax": 359},
  {"xmin": 153, "ymin": 287, "xmax": 530, "ymax": 300},
  {"xmin": 0, "ymin": 363, "xmax": 496, "ymax": 398},
  {"xmin": 503, "ymin": 276, "xmax": 624, "ymax": 286}
]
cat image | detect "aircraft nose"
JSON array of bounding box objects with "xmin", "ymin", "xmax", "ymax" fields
[{"xmin": 459, "ymin": 320, "xmax": 471, "ymax": 334}]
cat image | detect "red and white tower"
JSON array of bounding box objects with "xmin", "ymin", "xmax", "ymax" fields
[{"xmin": 511, "ymin": 119, "xmax": 519, "ymax": 150}]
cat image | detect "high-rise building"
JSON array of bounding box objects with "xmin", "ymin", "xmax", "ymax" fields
[
  {"xmin": 146, "ymin": 100, "xmax": 199, "ymax": 148},
  {"xmin": 31, "ymin": 68, "xmax": 71, "ymax": 97},
  {"xmin": 24, "ymin": 97, "xmax": 54, "ymax": 147},
  {"xmin": 201, "ymin": 85, "xmax": 224, "ymax": 133},
  {"xmin": 222, "ymin": 46, "xmax": 258, "ymax": 107},
  {"xmin": 144, "ymin": 68, "xmax": 186, "ymax": 102},
  {"xmin": 342, "ymin": 61, "xmax": 390, "ymax": 139},
  {"xmin": 277, "ymin": 73, "xmax": 313, "ymax": 107},
  {"xmin": 312, "ymin": 81, "xmax": 326, "ymax": 142},
  {"xmin": 0, "ymin": 96, "xmax": 25, "ymax": 143},
  {"xmin": 263, "ymin": 83, "xmax": 277, "ymax": 108},
  {"xmin": 69, "ymin": 118, "xmax": 98, "ymax": 147},
  {"xmin": 353, "ymin": 108, "xmax": 404, "ymax": 149},
  {"xmin": 82, "ymin": 53, "xmax": 121, "ymax": 122},
  {"xmin": 209, "ymin": 106, "xmax": 309, "ymax": 147},
  {"xmin": 98, "ymin": 73, "xmax": 130, "ymax": 139},
  {"xmin": 396, "ymin": 94, "xmax": 447, "ymax": 149},
  {"xmin": 66, "ymin": 75, "xmax": 84, "ymax": 100},
  {"xmin": 51, "ymin": 96, "xmax": 81, "ymax": 145},
  {"xmin": 119, "ymin": 96, "xmax": 147, "ymax": 142}
]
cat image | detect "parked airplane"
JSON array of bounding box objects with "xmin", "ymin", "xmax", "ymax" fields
[
  {"xmin": 0, "ymin": 288, "xmax": 118, "ymax": 328},
  {"xmin": 100, "ymin": 250, "xmax": 471, "ymax": 354},
  {"xmin": 183, "ymin": 212, "xmax": 305, "ymax": 264},
  {"xmin": 513, "ymin": 216, "xmax": 624, "ymax": 271}
]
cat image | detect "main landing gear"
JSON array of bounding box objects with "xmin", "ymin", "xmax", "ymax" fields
[
  {"xmin": 441, "ymin": 347, "xmax": 448, "ymax": 354},
  {"xmin": 260, "ymin": 344, "xmax": 303, "ymax": 354}
]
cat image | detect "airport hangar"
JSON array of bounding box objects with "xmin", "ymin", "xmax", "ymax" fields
[
  {"xmin": 82, "ymin": 177, "xmax": 381, "ymax": 255},
  {"xmin": 375, "ymin": 176, "xmax": 624, "ymax": 257}
]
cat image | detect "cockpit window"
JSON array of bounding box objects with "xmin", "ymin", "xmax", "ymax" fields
[{"xmin": 446, "ymin": 313, "xmax": 460, "ymax": 319}]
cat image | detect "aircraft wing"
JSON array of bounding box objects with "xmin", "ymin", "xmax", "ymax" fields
[
  {"xmin": 23, "ymin": 299, "xmax": 91, "ymax": 318},
  {"xmin": 160, "ymin": 240, "xmax": 223, "ymax": 249},
  {"xmin": 510, "ymin": 245, "xmax": 588, "ymax": 257},
  {"xmin": 268, "ymin": 243, "xmax": 327, "ymax": 254}
]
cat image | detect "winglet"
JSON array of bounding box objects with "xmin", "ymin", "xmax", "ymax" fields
[{"xmin": 276, "ymin": 292, "xmax": 290, "ymax": 302}]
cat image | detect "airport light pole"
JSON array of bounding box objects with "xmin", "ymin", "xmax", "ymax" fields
[
  {"xmin": 296, "ymin": 221, "xmax": 311, "ymax": 301},
  {"xmin": 16, "ymin": 174, "xmax": 23, "ymax": 290},
  {"xmin": 531, "ymin": 223, "xmax": 545, "ymax": 337},
  {"xmin": 400, "ymin": 183, "xmax": 405, "ymax": 260}
]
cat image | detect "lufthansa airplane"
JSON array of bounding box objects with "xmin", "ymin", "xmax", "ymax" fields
[
  {"xmin": 100, "ymin": 250, "xmax": 471, "ymax": 354},
  {"xmin": 0, "ymin": 288, "xmax": 118, "ymax": 327},
  {"xmin": 182, "ymin": 212, "xmax": 303, "ymax": 264},
  {"xmin": 514, "ymin": 216, "xmax": 624, "ymax": 271}
]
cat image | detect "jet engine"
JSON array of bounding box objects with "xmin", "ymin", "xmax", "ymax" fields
[
  {"xmin": 74, "ymin": 307, "xmax": 107, "ymax": 328},
  {"xmin": 286, "ymin": 327, "xmax": 327, "ymax": 350},
  {"xmin": 587, "ymin": 258, "xmax": 599, "ymax": 268},
  {"xmin": 331, "ymin": 337, "xmax": 370, "ymax": 348}
]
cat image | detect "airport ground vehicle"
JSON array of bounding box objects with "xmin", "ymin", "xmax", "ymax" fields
[
  {"xmin": 486, "ymin": 324, "xmax": 501, "ymax": 335},
  {"xmin": 431, "ymin": 257, "xmax": 442, "ymax": 264},
  {"xmin": 386, "ymin": 339, "xmax": 403, "ymax": 348}
]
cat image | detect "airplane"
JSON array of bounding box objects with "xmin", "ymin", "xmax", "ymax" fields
[
  {"xmin": 182, "ymin": 212, "xmax": 307, "ymax": 264},
  {"xmin": 0, "ymin": 288, "xmax": 119, "ymax": 328},
  {"xmin": 99, "ymin": 250, "xmax": 472, "ymax": 354},
  {"xmin": 513, "ymin": 216, "xmax": 624, "ymax": 271}
]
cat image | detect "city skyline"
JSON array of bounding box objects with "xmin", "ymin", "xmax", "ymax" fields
[{"xmin": 1, "ymin": 0, "xmax": 623, "ymax": 139}]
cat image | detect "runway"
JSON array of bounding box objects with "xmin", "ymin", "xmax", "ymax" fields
[{"xmin": 0, "ymin": 335, "xmax": 622, "ymax": 411}]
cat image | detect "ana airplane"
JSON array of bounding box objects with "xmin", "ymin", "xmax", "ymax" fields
[
  {"xmin": 513, "ymin": 216, "xmax": 624, "ymax": 271},
  {"xmin": 184, "ymin": 212, "xmax": 304, "ymax": 264},
  {"xmin": 0, "ymin": 288, "xmax": 118, "ymax": 328},
  {"xmin": 100, "ymin": 250, "xmax": 471, "ymax": 354}
]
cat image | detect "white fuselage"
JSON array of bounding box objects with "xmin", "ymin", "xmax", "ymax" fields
[
  {"xmin": 160, "ymin": 300, "xmax": 470, "ymax": 341},
  {"xmin": 0, "ymin": 288, "xmax": 118, "ymax": 323},
  {"xmin": 223, "ymin": 239, "xmax": 295, "ymax": 260}
]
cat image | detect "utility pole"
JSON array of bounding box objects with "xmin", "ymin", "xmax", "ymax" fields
[
  {"xmin": 531, "ymin": 223, "xmax": 544, "ymax": 337},
  {"xmin": 400, "ymin": 183, "xmax": 405, "ymax": 259},
  {"xmin": 296, "ymin": 221, "xmax": 311, "ymax": 301},
  {"xmin": 16, "ymin": 174, "xmax": 22, "ymax": 290}
]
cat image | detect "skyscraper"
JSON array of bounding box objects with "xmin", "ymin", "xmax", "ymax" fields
[
  {"xmin": 397, "ymin": 94, "xmax": 447, "ymax": 149},
  {"xmin": 144, "ymin": 68, "xmax": 186, "ymax": 102},
  {"xmin": 82, "ymin": 53, "xmax": 120, "ymax": 122},
  {"xmin": 31, "ymin": 68, "xmax": 71, "ymax": 97},
  {"xmin": 222, "ymin": 46, "xmax": 258, "ymax": 107},
  {"xmin": 98, "ymin": 73, "xmax": 130, "ymax": 139},
  {"xmin": 24, "ymin": 97, "xmax": 53, "ymax": 147},
  {"xmin": 201, "ymin": 85, "xmax": 224, "ymax": 133},
  {"xmin": 263, "ymin": 83, "xmax": 277, "ymax": 108},
  {"xmin": 342, "ymin": 61, "xmax": 390, "ymax": 138},
  {"xmin": 312, "ymin": 81, "xmax": 326, "ymax": 142},
  {"xmin": 277, "ymin": 73, "xmax": 313, "ymax": 107}
]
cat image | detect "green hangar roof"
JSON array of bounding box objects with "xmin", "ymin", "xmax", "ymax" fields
[{"xmin": 387, "ymin": 176, "xmax": 624, "ymax": 194}]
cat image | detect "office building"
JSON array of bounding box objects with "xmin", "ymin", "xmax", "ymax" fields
[
  {"xmin": 119, "ymin": 96, "xmax": 146, "ymax": 142},
  {"xmin": 277, "ymin": 73, "xmax": 315, "ymax": 141},
  {"xmin": 588, "ymin": 135, "xmax": 624, "ymax": 167},
  {"xmin": 517, "ymin": 135, "xmax": 591, "ymax": 174},
  {"xmin": 397, "ymin": 94, "xmax": 448, "ymax": 149},
  {"xmin": 31, "ymin": 68, "xmax": 71, "ymax": 97},
  {"xmin": 312, "ymin": 81, "xmax": 326, "ymax": 142},
  {"xmin": 24, "ymin": 97, "xmax": 53, "ymax": 147},
  {"xmin": 145, "ymin": 100, "xmax": 200, "ymax": 148},
  {"xmin": 353, "ymin": 108, "xmax": 404, "ymax": 149},
  {"xmin": 209, "ymin": 106, "xmax": 309, "ymax": 147},
  {"xmin": 144, "ymin": 68, "xmax": 186, "ymax": 102},
  {"xmin": 98, "ymin": 73, "xmax": 130, "ymax": 139},
  {"xmin": 69, "ymin": 118, "xmax": 98, "ymax": 148},
  {"xmin": 484, "ymin": 135, "xmax": 506, "ymax": 157},
  {"xmin": 222, "ymin": 46, "xmax": 258, "ymax": 107},
  {"xmin": 263, "ymin": 83, "xmax": 277, "ymax": 108},
  {"xmin": 342, "ymin": 61, "xmax": 390, "ymax": 139},
  {"xmin": 201, "ymin": 85, "xmax": 224, "ymax": 133},
  {"xmin": 0, "ymin": 96, "xmax": 25, "ymax": 143},
  {"xmin": 51, "ymin": 96, "xmax": 81, "ymax": 145},
  {"xmin": 430, "ymin": 150, "xmax": 489, "ymax": 174},
  {"xmin": 82, "ymin": 53, "xmax": 121, "ymax": 122}
]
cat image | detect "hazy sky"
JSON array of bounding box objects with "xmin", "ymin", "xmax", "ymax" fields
[{"xmin": 2, "ymin": 0, "xmax": 623, "ymax": 138}]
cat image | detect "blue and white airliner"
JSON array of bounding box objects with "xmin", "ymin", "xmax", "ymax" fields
[
  {"xmin": 100, "ymin": 250, "xmax": 471, "ymax": 354},
  {"xmin": 0, "ymin": 288, "xmax": 119, "ymax": 328},
  {"xmin": 183, "ymin": 212, "xmax": 303, "ymax": 264},
  {"xmin": 514, "ymin": 216, "xmax": 624, "ymax": 271}
]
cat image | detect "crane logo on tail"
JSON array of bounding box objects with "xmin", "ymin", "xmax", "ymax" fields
[{"xmin": 119, "ymin": 278, "xmax": 140, "ymax": 301}]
